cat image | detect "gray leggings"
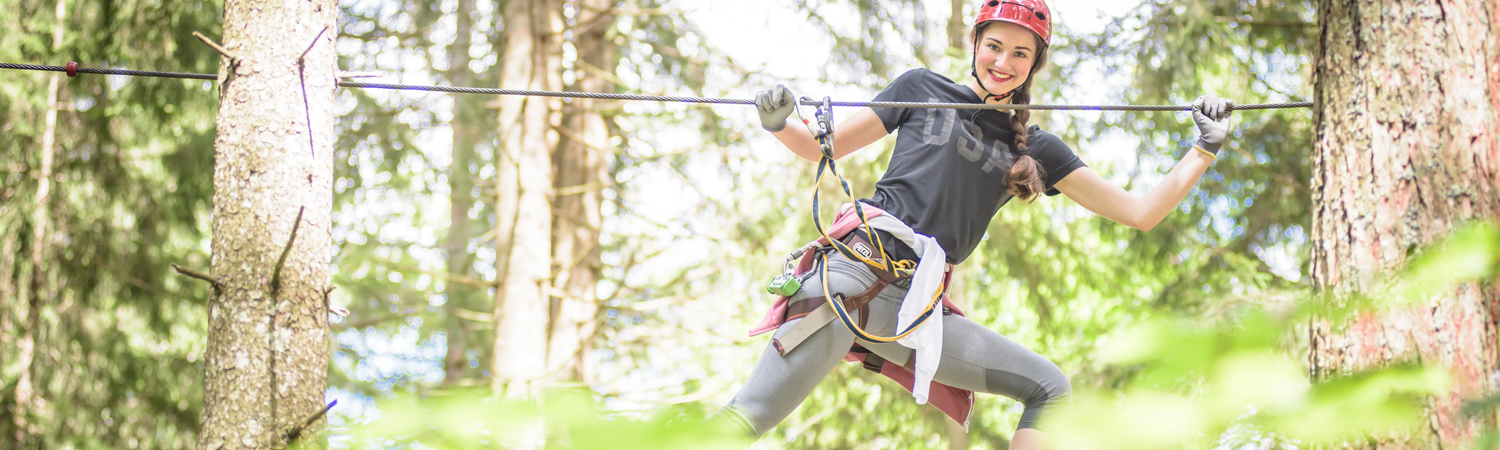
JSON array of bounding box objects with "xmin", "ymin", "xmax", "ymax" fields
[{"xmin": 721, "ymin": 252, "xmax": 1072, "ymax": 436}]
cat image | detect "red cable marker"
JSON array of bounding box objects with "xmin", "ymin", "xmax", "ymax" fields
[{"xmin": 65, "ymin": 62, "xmax": 77, "ymax": 77}]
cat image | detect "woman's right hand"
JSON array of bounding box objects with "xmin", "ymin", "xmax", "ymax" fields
[
  {"xmin": 1191, "ymin": 95, "xmax": 1234, "ymax": 155},
  {"xmin": 755, "ymin": 85, "xmax": 796, "ymax": 133}
]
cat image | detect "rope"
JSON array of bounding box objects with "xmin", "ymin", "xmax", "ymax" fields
[
  {"xmin": 2, "ymin": 62, "xmax": 1313, "ymax": 111},
  {"xmin": 1, "ymin": 62, "xmax": 218, "ymax": 80}
]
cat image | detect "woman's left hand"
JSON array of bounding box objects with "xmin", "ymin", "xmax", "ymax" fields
[{"xmin": 1192, "ymin": 95, "xmax": 1234, "ymax": 155}]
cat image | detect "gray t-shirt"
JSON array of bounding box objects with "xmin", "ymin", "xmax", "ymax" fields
[{"xmin": 864, "ymin": 68, "xmax": 1086, "ymax": 264}]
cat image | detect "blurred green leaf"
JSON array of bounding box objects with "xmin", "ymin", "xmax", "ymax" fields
[
  {"xmin": 1053, "ymin": 392, "xmax": 1208, "ymax": 450},
  {"xmin": 1273, "ymin": 364, "xmax": 1447, "ymax": 443},
  {"xmin": 344, "ymin": 389, "xmax": 749, "ymax": 450},
  {"xmin": 1398, "ymin": 223, "xmax": 1499, "ymax": 301}
]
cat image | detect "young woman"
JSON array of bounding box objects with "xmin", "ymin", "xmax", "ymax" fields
[{"xmin": 717, "ymin": 0, "xmax": 1233, "ymax": 448}]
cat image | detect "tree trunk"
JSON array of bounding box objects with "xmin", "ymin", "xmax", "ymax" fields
[
  {"xmin": 443, "ymin": 0, "xmax": 482, "ymax": 387},
  {"xmin": 491, "ymin": 0, "xmax": 562, "ymax": 396},
  {"xmin": 1310, "ymin": 0, "xmax": 1500, "ymax": 447},
  {"xmin": 947, "ymin": 0, "xmax": 968, "ymax": 50},
  {"xmin": 198, "ymin": 0, "xmax": 336, "ymax": 448},
  {"xmin": 11, "ymin": 0, "xmax": 67, "ymax": 446},
  {"xmin": 545, "ymin": 0, "xmax": 614, "ymax": 384}
]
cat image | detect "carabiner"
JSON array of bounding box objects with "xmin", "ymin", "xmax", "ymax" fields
[
  {"xmin": 814, "ymin": 96, "xmax": 835, "ymax": 158},
  {"xmin": 793, "ymin": 97, "xmax": 822, "ymax": 139}
]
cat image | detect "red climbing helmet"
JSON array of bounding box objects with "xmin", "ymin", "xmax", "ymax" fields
[{"xmin": 973, "ymin": 0, "xmax": 1052, "ymax": 45}]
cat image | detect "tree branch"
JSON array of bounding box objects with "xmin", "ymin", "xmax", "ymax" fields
[
  {"xmin": 193, "ymin": 31, "xmax": 239, "ymax": 91},
  {"xmin": 192, "ymin": 31, "xmax": 235, "ymax": 60},
  {"xmin": 299, "ymin": 26, "xmax": 329, "ymax": 159},
  {"xmin": 284, "ymin": 399, "xmax": 337, "ymax": 444},
  {"xmin": 378, "ymin": 261, "xmax": 496, "ymax": 288},
  {"xmin": 271, "ymin": 206, "xmax": 305, "ymax": 297},
  {"xmin": 451, "ymin": 307, "xmax": 493, "ymax": 323},
  {"xmin": 108, "ymin": 262, "xmax": 199, "ymax": 302},
  {"xmin": 299, "ymin": 26, "xmax": 327, "ymax": 61},
  {"xmin": 335, "ymin": 70, "xmax": 382, "ymax": 80},
  {"xmin": 171, "ymin": 264, "xmax": 222, "ymax": 293},
  {"xmin": 331, "ymin": 313, "xmax": 405, "ymax": 331}
]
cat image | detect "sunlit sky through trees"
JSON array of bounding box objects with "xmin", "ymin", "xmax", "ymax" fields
[
  {"xmin": 27, "ymin": 0, "xmax": 1500, "ymax": 447},
  {"xmin": 323, "ymin": 0, "xmax": 1307, "ymax": 434}
]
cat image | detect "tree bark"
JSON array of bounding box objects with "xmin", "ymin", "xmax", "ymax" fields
[
  {"xmin": 545, "ymin": 0, "xmax": 614, "ymax": 384},
  {"xmin": 443, "ymin": 0, "xmax": 481, "ymax": 387},
  {"xmin": 1310, "ymin": 0, "xmax": 1500, "ymax": 447},
  {"xmin": 491, "ymin": 0, "xmax": 562, "ymax": 396},
  {"xmin": 11, "ymin": 0, "xmax": 67, "ymax": 446},
  {"xmin": 198, "ymin": 0, "xmax": 336, "ymax": 448}
]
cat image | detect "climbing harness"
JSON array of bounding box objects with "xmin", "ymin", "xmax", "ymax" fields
[
  {"xmin": 0, "ymin": 62, "xmax": 1312, "ymax": 112},
  {"xmin": 782, "ymin": 97, "xmax": 945, "ymax": 344}
]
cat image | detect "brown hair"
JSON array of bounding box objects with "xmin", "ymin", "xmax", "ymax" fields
[
  {"xmin": 1005, "ymin": 64, "xmax": 1047, "ymax": 202},
  {"xmin": 973, "ymin": 22, "xmax": 1051, "ymax": 202}
]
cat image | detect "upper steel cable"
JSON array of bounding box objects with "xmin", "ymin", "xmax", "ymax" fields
[{"xmin": 2, "ymin": 62, "xmax": 1313, "ymax": 111}]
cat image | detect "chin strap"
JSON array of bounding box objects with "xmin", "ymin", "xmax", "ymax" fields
[{"xmin": 969, "ymin": 67, "xmax": 1017, "ymax": 103}]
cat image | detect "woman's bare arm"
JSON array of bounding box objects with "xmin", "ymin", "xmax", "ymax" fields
[
  {"xmin": 1051, "ymin": 150, "xmax": 1215, "ymax": 231},
  {"xmin": 768, "ymin": 107, "xmax": 890, "ymax": 161}
]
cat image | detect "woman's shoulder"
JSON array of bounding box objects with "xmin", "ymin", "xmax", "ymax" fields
[
  {"xmin": 877, "ymin": 69, "xmax": 965, "ymax": 104},
  {"xmin": 1026, "ymin": 126, "xmax": 1074, "ymax": 154},
  {"xmin": 891, "ymin": 68, "xmax": 958, "ymax": 85}
]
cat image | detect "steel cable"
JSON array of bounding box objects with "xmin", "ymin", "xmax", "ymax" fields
[{"xmin": 4, "ymin": 62, "xmax": 1312, "ymax": 111}]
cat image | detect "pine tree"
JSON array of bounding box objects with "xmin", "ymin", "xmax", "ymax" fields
[
  {"xmin": 491, "ymin": 0, "xmax": 563, "ymax": 397},
  {"xmin": 1309, "ymin": 0, "xmax": 1500, "ymax": 447},
  {"xmin": 196, "ymin": 0, "xmax": 337, "ymax": 447}
]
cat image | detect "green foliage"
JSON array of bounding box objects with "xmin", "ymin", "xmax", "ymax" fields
[
  {"xmin": 1052, "ymin": 222, "xmax": 1500, "ymax": 450},
  {"xmin": 337, "ymin": 389, "xmax": 750, "ymax": 450},
  {"xmin": 1397, "ymin": 224, "xmax": 1499, "ymax": 301},
  {"xmin": 324, "ymin": 223, "xmax": 1497, "ymax": 449},
  {"xmin": 7, "ymin": 0, "xmax": 1490, "ymax": 449},
  {"xmin": 0, "ymin": 0, "xmax": 220, "ymax": 447}
]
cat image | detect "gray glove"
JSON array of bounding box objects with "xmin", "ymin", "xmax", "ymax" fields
[
  {"xmin": 755, "ymin": 85, "xmax": 796, "ymax": 133},
  {"xmin": 1191, "ymin": 95, "xmax": 1234, "ymax": 155}
]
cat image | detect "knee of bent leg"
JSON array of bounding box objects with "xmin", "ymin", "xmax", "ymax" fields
[
  {"xmin": 984, "ymin": 364, "xmax": 1071, "ymax": 409},
  {"xmin": 1027, "ymin": 363, "xmax": 1071, "ymax": 408},
  {"xmin": 1024, "ymin": 364, "xmax": 1072, "ymax": 431},
  {"xmin": 997, "ymin": 363, "xmax": 1072, "ymax": 431},
  {"xmin": 710, "ymin": 405, "xmax": 761, "ymax": 438}
]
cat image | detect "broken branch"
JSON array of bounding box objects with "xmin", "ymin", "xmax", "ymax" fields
[
  {"xmin": 171, "ymin": 264, "xmax": 222, "ymax": 293},
  {"xmin": 284, "ymin": 399, "xmax": 337, "ymax": 444},
  {"xmin": 299, "ymin": 26, "xmax": 329, "ymax": 159},
  {"xmin": 335, "ymin": 70, "xmax": 381, "ymax": 79},
  {"xmin": 270, "ymin": 206, "xmax": 305, "ymax": 297},
  {"xmin": 300, "ymin": 26, "xmax": 328, "ymax": 61},
  {"xmin": 192, "ymin": 31, "xmax": 235, "ymax": 60}
]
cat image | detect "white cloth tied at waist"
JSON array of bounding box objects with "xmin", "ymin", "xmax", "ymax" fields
[{"xmin": 859, "ymin": 207, "xmax": 947, "ymax": 404}]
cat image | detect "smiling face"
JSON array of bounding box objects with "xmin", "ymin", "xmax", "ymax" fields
[{"xmin": 969, "ymin": 21, "xmax": 1042, "ymax": 102}]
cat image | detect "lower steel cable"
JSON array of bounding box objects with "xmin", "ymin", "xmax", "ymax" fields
[{"xmin": 2, "ymin": 62, "xmax": 1313, "ymax": 111}]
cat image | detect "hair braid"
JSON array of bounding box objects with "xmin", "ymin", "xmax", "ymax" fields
[{"xmin": 1006, "ymin": 44, "xmax": 1049, "ymax": 202}]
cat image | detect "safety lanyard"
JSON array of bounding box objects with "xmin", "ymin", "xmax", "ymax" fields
[
  {"xmin": 798, "ymin": 97, "xmax": 943, "ymax": 343},
  {"xmin": 798, "ymin": 97, "xmax": 903, "ymax": 276}
]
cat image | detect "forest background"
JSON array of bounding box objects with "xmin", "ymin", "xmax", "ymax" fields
[{"xmin": 1, "ymin": 0, "xmax": 1495, "ymax": 449}]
